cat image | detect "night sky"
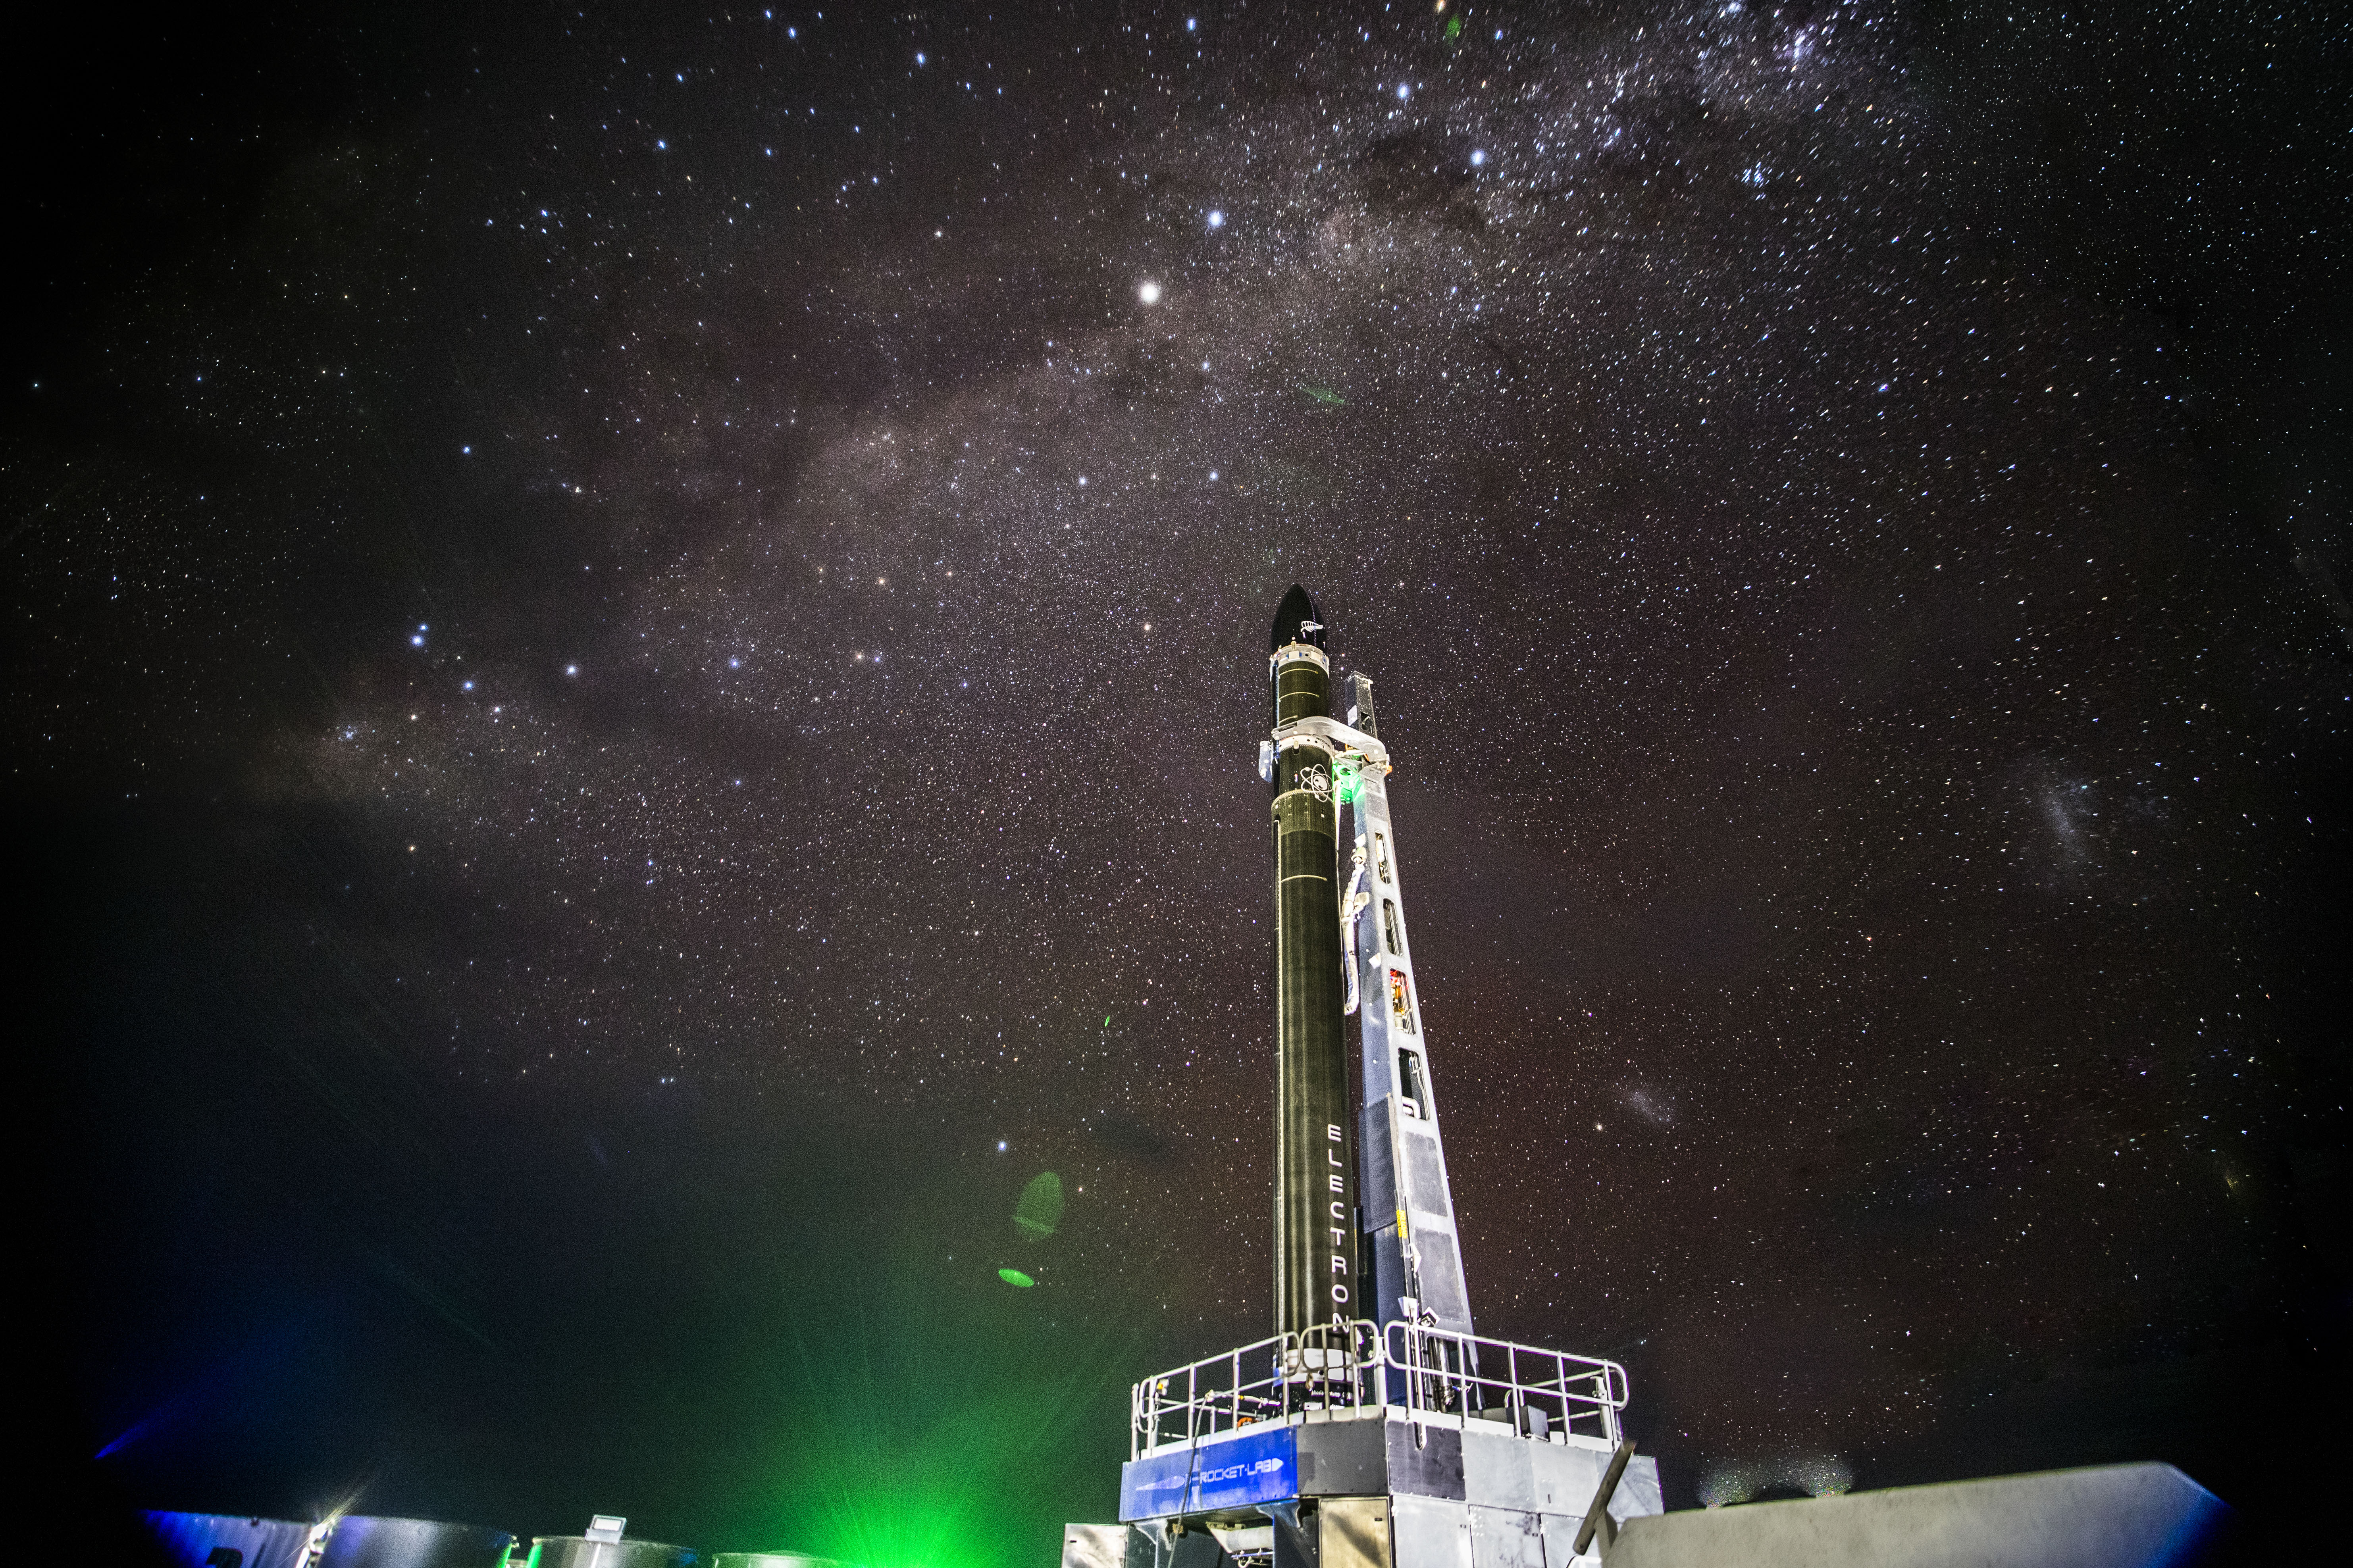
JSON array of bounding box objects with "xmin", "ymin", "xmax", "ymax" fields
[{"xmin": 13, "ymin": 0, "xmax": 2348, "ymax": 1561}]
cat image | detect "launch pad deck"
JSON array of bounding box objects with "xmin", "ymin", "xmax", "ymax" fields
[{"xmin": 1096, "ymin": 1322, "xmax": 1663, "ymax": 1568}]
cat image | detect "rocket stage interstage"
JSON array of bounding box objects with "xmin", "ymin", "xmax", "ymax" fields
[{"xmin": 1055, "ymin": 587, "xmax": 2230, "ymax": 1568}]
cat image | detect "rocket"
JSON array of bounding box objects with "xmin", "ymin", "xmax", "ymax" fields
[
  {"xmin": 1264, "ymin": 586, "xmax": 1474, "ymax": 1347},
  {"xmin": 1266, "ymin": 587, "xmax": 1356, "ymax": 1341}
]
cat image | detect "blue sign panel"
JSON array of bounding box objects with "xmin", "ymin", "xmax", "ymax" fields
[{"xmin": 1119, "ymin": 1423, "xmax": 1299, "ymax": 1521}]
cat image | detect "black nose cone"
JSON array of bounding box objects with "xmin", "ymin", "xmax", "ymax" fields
[{"xmin": 1271, "ymin": 585, "xmax": 1325, "ymax": 652}]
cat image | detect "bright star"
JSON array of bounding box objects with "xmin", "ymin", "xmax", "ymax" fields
[
  {"xmin": 1206, "ymin": 210, "xmax": 1225, "ymax": 228},
  {"xmin": 1138, "ymin": 280, "xmax": 1163, "ymax": 304}
]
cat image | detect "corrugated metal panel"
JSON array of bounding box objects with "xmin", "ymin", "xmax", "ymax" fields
[
  {"xmin": 1466, "ymin": 1509, "xmax": 1543, "ymax": 1568},
  {"xmin": 1398, "ymin": 1131, "xmax": 1451, "ymax": 1220},
  {"xmin": 1361, "ymin": 1101, "xmax": 1399, "ymax": 1215},
  {"xmin": 1388, "ymin": 1497, "xmax": 1471, "ymax": 1568},
  {"xmin": 1461, "ymin": 1428, "xmax": 1537, "ymax": 1512},
  {"xmin": 1320, "ymin": 1499, "xmax": 1392, "ymax": 1568},
  {"xmin": 1385, "ymin": 1421, "xmax": 1467, "ymax": 1501},
  {"xmin": 1414, "ymin": 1230, "xmax": 1469, "ymax": 1326}
]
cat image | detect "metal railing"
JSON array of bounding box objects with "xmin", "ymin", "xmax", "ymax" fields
[
  {"xmin": 1132, "ymin": 1322, "xmax": 1384, "ymax": 1457},
  {"xmin": 1130, "ymin": 1321, "xmax": 1626, "ymax": 1458},
  {"xmin": 1382, "ymin": 1321, "xmax": 1626, "ymax": 1447}
]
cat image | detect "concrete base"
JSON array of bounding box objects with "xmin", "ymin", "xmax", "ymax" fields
[{"xmin": 1604, "ymin": 1464, "xmax": 2227, "ymax": 1568}]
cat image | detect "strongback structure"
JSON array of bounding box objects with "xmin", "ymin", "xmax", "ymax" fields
[
  {"xmin": 1341, "ymin": 667, "xmax": 1475, "ymax": 1349},
  {"xmin": 1063, "ymin": 588, "xmax": 1664, "ymax": 1568}
]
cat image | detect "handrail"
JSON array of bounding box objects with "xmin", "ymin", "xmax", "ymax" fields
[
  {"xmin": 1130, "ymin": 1322, "xmax": 1628, "ymax": 1457},
  {"xmin": 1381, "ymin": 1321, "xmax": 1627, "ymax": 1447}
]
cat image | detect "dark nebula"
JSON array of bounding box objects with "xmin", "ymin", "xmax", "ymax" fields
[{"xmin": 12, "ymin": 0, "xmax": 2346, "ymax": 1560}]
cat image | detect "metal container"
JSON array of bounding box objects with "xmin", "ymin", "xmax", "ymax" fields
[
  {"xmin": 321, "ymin": 1516, "xmax": 514, "ymax": 1568},
  {"xmin": 530, "ymin": 1539, "xmax": 698, "ymax": 1568}
]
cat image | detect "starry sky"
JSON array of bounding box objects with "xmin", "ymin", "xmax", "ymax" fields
[{"xmin": 13, "ymin": 0, "xmax": 2349, "ymax": 1560}]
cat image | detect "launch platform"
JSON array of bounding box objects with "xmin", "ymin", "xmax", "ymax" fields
[{"xmin": 1091, "ymin": 1318, "xmax": 1661, "ymax": 1568}]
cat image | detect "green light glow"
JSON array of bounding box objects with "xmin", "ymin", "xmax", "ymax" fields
[
  {"xmin": 740, "ymin": 1151, "xmax": 1144, "ymax": 1568},
  {"xmin": 1013, "ymin": 1172, "xmax": 1065, "ymax": 1239},
  {"xmin": 1300, "ymin": 384, "xmax": 1347, "ymax": 406}
]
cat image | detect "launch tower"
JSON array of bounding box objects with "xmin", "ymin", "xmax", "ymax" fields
[{"xmin": 1063, "ymin": 589, "xmax": 1663, "ymax": 1568}]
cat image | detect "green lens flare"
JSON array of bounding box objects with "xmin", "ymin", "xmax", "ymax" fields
[
  {"xmin": 753, "ymin": 1184, "xmax": 1148, "ymax": 1568},
  {"xmin": 1013, "ymin": 1172, "xmax": 1065, "ymax": 1239}
]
